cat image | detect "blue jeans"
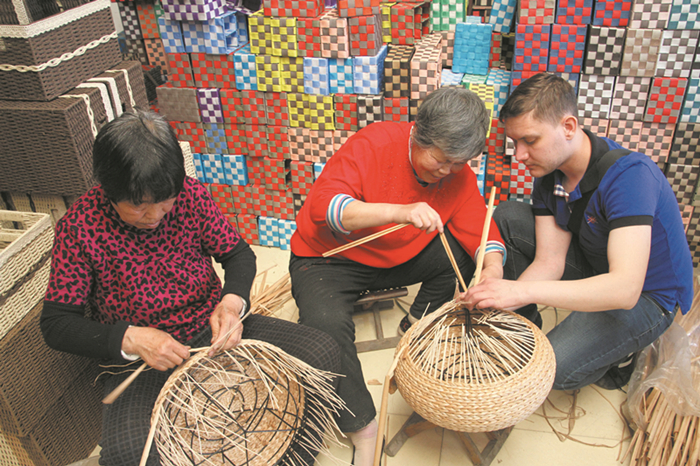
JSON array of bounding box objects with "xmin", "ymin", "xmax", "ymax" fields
[{"xmin": 494, "ymin": 201, "xmax": 677, "ymax": 390}]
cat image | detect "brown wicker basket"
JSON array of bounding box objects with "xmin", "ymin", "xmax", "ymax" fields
[
  {"xmin": 0, "ymin": 0, "xmax": 121, "ymax": 101},
  {"xmin": 0, "ymin": 0, "xmax": 90, "ymax": 26},
  {"xmin": 394, "ymin": 303, "xmax": 556, "ymax": 433}
]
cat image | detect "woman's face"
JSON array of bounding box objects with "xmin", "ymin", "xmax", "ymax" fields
[
  {"xmin": 112, "ymin": 197, "xmax": 177, "ymax": 229},
  {"xmin": 411, "ymin": 143, "xmax": 467, "ymax": 184}
]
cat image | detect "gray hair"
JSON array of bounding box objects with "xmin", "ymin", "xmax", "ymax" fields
[{"xmin": 413, "ymin": 86, "xmax": 490, "ymax": 162}]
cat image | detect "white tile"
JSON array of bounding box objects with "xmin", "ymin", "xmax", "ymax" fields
[{"xmin": 383, "ymin": 414, "xmax": 443, "ymax": 466}]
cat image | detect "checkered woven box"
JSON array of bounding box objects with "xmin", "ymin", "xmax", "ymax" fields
[
  {"xmin": 441, "ymin": 68, "xmax": 464, "ymax": 86},
  {"xmin": 629, "ymin": 0, "xmax": 671, "ymax": 29},
  {"xmin": 292, "ymin": 192, "xmax": 306, "ymax": 216},
  {"xmin": 453, "ymin": 22, "xmax": 493, "ymax": 75},
  {"xmin": 383, "ymin": 97, "xmax": 410, "ymax": 122},
  {"xmin": 489, "ymin": 0, "xmax": 517, "ymax": 32},
  {"xmin": 639, "ymin": 122, "xmax": 674, "ymax": 164},
  {"xmin": 245, "ymin": 124, "xmax": 270, "ymax": 157},
  {"xmin": 246, "ymin": 158, "xmax": 265, "ymax": 186},
  {"xmin": 620, "ymin": 28, "xmax": 662, "ymax": 77},
  {"xmin": 485, "ymin": 153, "xmax": 511, "ymax": 206},
  {"xmin": 314, "ymin": 162, "xmax": 326, "ymax": 180},
  {"xmin": 237, "ymin": 213, "xmax": 260, "ymax": 245},
  {"xmin": 583, "ymin": 25, "xmax": 625, "ymax": 75},
  {"xmin": 610, "ymin": 76, "xmax": 651, "ymax": 120},
  {"xmin": 224, "ymin": 123, "xmax": 249, "ymax": 155},
  {"xmin": 353, "ymin": 44, "xmax": 388, "ymax": 94},
  {"xmin": 191, "ymin": 153, "xmax": 205, "ymax": 182},
  {"xmin": 657, "ymin": 30, "xmax": 699, "ymax": 78},
  {"xmin": 306, "ymin": 94, "xmax": 336, "ymax": 130},
  {"xmin": 644, "ymin": 77, "xmax": 687, "ymax": 124},
  {"xmin": 290, "ymin": 160, "xmax": 315, "ymax": 195},
  {"xmin": 554, "ymin": 71, "xmax": 580, "ymax": 92},
  {"xmin": 204, "ymin": 123, "xmax": 227, "ymax": 154},
  {"xmin": 410, "ymin": 42, "xmax": 442, "ymax": 100},
  {"xmin": 437, "ymin": 30, "xmax": 454, "ymax": 68},
  {"xmin": 304, "ymin": 57, "xmax": 330, "ymax": 95},
  {"xmin": 158, "ymin": 85, "xmax": 201, "ymax": 122},
  {"xmin": 200, "ymin": 153, "xmax": 225, "ymax": 184},
  {"xmin": 320, "ymin": 9, "xmax": 351, "ymax": 58},
  {"xmin": 581, "ymin": 117, "xmax": 609, "ymax": 137},
  {"xmin": 263, "ymin": 157, "xmax": 291, "ymax": 191},
  {"xmin": 162, "ymin": 0, "xmax": 225, "ymax": 21},
  {"xmin": 330, "ymin": 58, "xmax": 355, "ymax": 94},
  {"xmin": 592, "ymin": 0, "xmax": 632, "ymax": 26},
  {"xmin": 210, "ymin": 183, "xmax": 235, "ymax": 213},
  {"xmin": 486, "ymin": 68, "xmax": 511, "ymax": 117},
  {"xmin": 239, "ymin": 90, "xmax": 267, "ymax": 125},
  {"xmin": 266, "ymin": 125, "xmax": 291, "ymax": 159},
  {"xmin": 555, "ymin": 0, "xmax": 593, "ymax": 24},
  {"xmin": 334, "ymin": 129, "xmax": 355, "ymax": 151},
  {"xmin": 357, "ymin": 94, "xmax": 383, "ymax": 128},
  {"xmin": 510, "ymin": 158, "xmax": 533, "ymax": 196},
  {"xmin": 390, "ymin": 2, "xmax": 429, "ymax": 45},
  {"xmin": 158, "ymin": 16, "xmax": 185, "ymax": 53},
  {"xmin": 666, "ymin": 163, "xmax": 700, "ymax": 206},
  {"xmin": 381, "ymin": 3, "xmax": 393, "ymax": 43},
  {"xmin": 255, "ymin": 54, "xmax": 284, "ymax": 93},
  {"xmin": 248, "ymin": 11, "xmax": 271, "ymax": 56},
  {"xmin": 118, "ymin": 2, "xmax": 142, "ymax": 41},
  {"xmin": 288, "ymin": 127, "xmax": 312, "ymax": 161},
  {"xmin": 270, "ymin": 189, "xmax": 296, "ymax": 220},
  {"xmin": 281, "ymin": 56, "xmax": 305, "ymax": 93},
  {"xmin": 469, "ymin": 83, "xmax": 496, "ymax": 129},
  {"xmin": 268, "ymin": 16, "xmax": 299, "ymax": 58},
  {"xmin": 430, "ymin": 0, "xmax": 464, "ymax": 31},
  {"xmin": 174, "ymin": 121, "xmax": 208, "ymax": 152},
  {"xmin": 668, "ymin": 0, "xmax": 700, "ymax": 29},
  {"xmin": 486, "ymin": 118, "xmax": 506, "ymax": 155},
  {"xmin": 513, "ymin": 24, "xmax": 550, "ymax": 72},
  {"xmin": 500, "ymin": 32, "xmax": 516, "ymax": 70},
  {"xmin": 123, "ymin": 38, "xmax": 150, "ymax": 66},
  {"xmin": 220, "ymin": 89, "xmax": 244, "ymax": 125},
  {"xmin": 234, "ymin": 44, "xmax": 258, "ymax": 90},
  {"xmin": 384, "ymin": 45, "xmax": 414, "ymax": 98},
  {"xmin": 681, "ymin": 204, "xmax": 694, "ymax": 233},
  {"xmin": 297, "ymin": 15, "xmax": 323, "ymax": 57},
  {"xmin": 312, "ymin": 130, "xmax": 335, "ymax": 162},
  {"xmin": 669, "ymin": 122, "xmax": 700, "ymax": 164},
  {"xmin": 334, "ymin": 93, "xmax": 359, "ymax": 130},
  {"xmin": 182, "ymin": 11, "xmax": 244, "ymax": 55},
  {"xmin": 338, "ymin": 0, "xmax": 380, "ymax": 17},
  {"xmin": 682, "ymin": 68, "xmax": 700, "ymax": 123},
  {"xmin": 349, "ymin": 14, "xmax": 384, "ymax": 56},
  {"xmin": 489, "ymin": 32, "xmax": 502, "ymax": 68},
  {"xmin": 222, "ymin": 154, "xmax": 249, "ymax": 185},
  {"xmin": 607, "ymin": 119, "xmax": 643, "ymax": 151},
  {"xmin": 547, "ymin": 24, "xmax": 586, "ymax": 73},
  {"xmin": 519, "ymin": 0, "xmax": 556, "ymax": 24},
  {"xmin": 278, "ymin": 219, "xmax": 297, "ymax": 250},
  {"xmin": 190, "ymin": 53, "xmax": 235, "ymax": 89},
  {"xmin": 144, "ymin": 38, "xmax": 168, "ymax": 72},
  {"xmin": 265, "ymin": 92, "xmax": 290, "ymax": 127},
  {"xmin": 577, "ymin": 74, "xmax": 615, "ymax": 119},
  {"xmin": 252, "ymin": 186, "xmax": 272, "ymax": 216},
  {"xmin": 230, "ymin": 184, "xmax": 254, "ymax": 215},
  {"xmin": 688, "ymin": 209, "xmax": 700, "ymax": 240},
  {"xmin": 287, "ymin": 92, "xmax": 308, "ymax": 128},
  {"xmin": 264, "ymin": 0, "xmax": 323, "ymax": 17},
  {"xmin": 137, "ymin": 2, "xmax": 160, "ymax": 39},
  {"xmin": 509, "ymin": 70, "xmax": 538, "ymax": 90}
]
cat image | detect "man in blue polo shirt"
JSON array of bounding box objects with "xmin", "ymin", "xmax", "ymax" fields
[{"xmin": 463, "ymin": 73, "xmax": 694, "ymax": 391}]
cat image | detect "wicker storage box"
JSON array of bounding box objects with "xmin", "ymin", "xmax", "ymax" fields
[
  {"xmin": 0, "ymin": 211, "xmax": 53, "ymax": 340},
  {"xmin": 0, "ymin": 0, "xmax": 121, "ymax": 101},
  {"xmin": 0, "ymin": 0, "xmax": 90, "ymax": 26}
]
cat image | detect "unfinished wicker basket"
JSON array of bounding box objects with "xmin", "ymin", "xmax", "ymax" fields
[{"xmin": 394, "ymin": 302, "xmax": 556, "ymax": 433}]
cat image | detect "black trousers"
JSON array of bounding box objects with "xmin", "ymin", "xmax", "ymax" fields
[
  {"xmin": 99, "ymin": 314, "xmax": 341, "ymax": 466},
  {"xmin": 289, "ymin": 228, "xmax": 475, "ymax": 433}
]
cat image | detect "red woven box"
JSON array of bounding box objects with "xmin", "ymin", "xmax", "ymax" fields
[
  {"xmin": 245, "ymin": 124, "xmax": 269, "ymax": 157},
  {"xmin": 166, "ymin": 53, "xmax": 195, "ymax": 88},
  {"xmin": 297, "ymin": 14, "xmax": 323, "ymax": 57},
  {"xmin": 263, "ymin": 0, "xmax": 323, "ymax": 17},
  {"xmin": 230, "ymin": 184, "xmax": 255, "ymax": 215},
  {"xmin": 237, "ymin": 212, "xmax": 260, "ymax": 245},
  {"xmin": 263, "ymin": 157, "xmax": 291, "ymax": 191},
  {"xmin": 267, "ymin": 125, "xmax": 291, "ymax": 159},
  {"xmin": 190, "ymin": 52, "xmax": 236, "ymax": 89},
  {"xmin": 265, "ymin": 91, "xmax": 290, "ymax": 126},
  {"xmin": 390, "ymin": 2, "xmax": 429, "ymax": 45},
  {"xmin": 338, "ymin": 0, "xmax": 379, "ymax": 17},
  {"xmin": 288, "ymin": 126, "xmax": 313, "ymax": 161},
  {"xmin": 290, "ymin": 160, "xmax": 315, "ymax": 196},
  {"xmin": 240, "ymin": 90, "xmax": 268, "ymax": 125},
  {"xmin": 269, "ymin": 188, "xmax": 295, "ymax": 220},
  {"xmin": 247, "ymin": 156, "xmax": 265, "ymax": 186},
  {"xmin": 348, "ymin": 13, "xmax": 383, "ymax": 56},
  {"xmin": 210, "ymin": 183, "xmax": 235, "ymax": 214},
  {"xmin": 220, "ymin": 88, "xmax": 245, "ymax": 125},
  {"xmin": 333, "ymin": 93, "xmax": 358, "ymax": 131}
]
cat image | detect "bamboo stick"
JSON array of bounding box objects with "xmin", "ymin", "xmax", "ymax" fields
[
  {"xmin": 374, "ymin": 346, "xmax": 406, "ymax": 466},
  {"xmin": 474, "ymin": 186, "xmax": 496, "ymax": 286},
  {"xmin": 322, "ymin": 223, "xmax": 409, "ymax": 257},
  {"xmin": 439, "ymin": 231, "xmax": 468, "ymax": 291}
]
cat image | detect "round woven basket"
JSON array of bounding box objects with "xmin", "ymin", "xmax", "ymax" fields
[
  {"xmin": 394, "ymin": 303, "xmax": 556, "ymax": 433},
  {"xmin": 153, "ymin": 342, "xmax": 306, "ymax": 466}
]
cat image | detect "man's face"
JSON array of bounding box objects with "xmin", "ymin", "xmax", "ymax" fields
[{"xmin": 504, "ymin": 111, "xmax": 570, "ymax": 178}]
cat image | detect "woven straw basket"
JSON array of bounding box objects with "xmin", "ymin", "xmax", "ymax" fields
[{"xmin": 394, "ymin": 303, "xmax": 556, "ymax": 433}]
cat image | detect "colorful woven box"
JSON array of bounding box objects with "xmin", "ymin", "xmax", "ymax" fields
[
  {"xmin": 288, "ymin": 127, "xmax": 313, "ymax": 161},
  {"xmin": 278, "ymin": 219, "xmax": 297, "ymax": 250},
  {"xmin": 266, "ymin": 125, "xmax": 291, "ymax": 159},
  {"xmin": 630, "ymin": 0, "xmax": 671, "ymax": 29},
  {"xmin": 431, "ymin": 0, "xmax": 465, "ymax": 31},
  {"xmin": 338, "ymin": 0, "xmax": 380, "ymax": 17},
  {"xmin": 258, "ymin": 216, "xmax": 280, "ymax": 248},
  {"xmin": 547, "ymin": 24, "xmax": 586, "ymax": 73},
  {"xmin": 656, "ymin": 30, "xmax": 699, "ymax": 78},
  {"xmin": 334, "ymin": 129, "xmax": 355, "ymax": 150},
  {"xmin": 255, "ymin": 54, "xmax": 284, "ymax": 93},
  {"xmin": 452, "ymin": 22, "xmax": 492, "ymax": 75},
  {"xmin": 682, "ymin": 68, "xmax": 700, "ymax": 123},
  {"xmin": 123, "ymin": 37, "xmax": 149, "ymax": 66},
  {"xmin": 304, "ymin": 57, "xmax": 330, "ymax": 95},
  {"xmin": 384, "ymin": 45, "xmax": 414, "ymax": 98},
  {"xmin": 489, "ymin": 0, "xmax": 517, "ymax": 32},
  {"xmin": 486, "ymin": 118, "xmax": 506, "ymax": 155},
  {"xmin": 383, "ymin": 97, "xmax": 410, "ymax": 122},
  {"xmin": 353, "ymin": 44, "xmax": 388, "ymax": 94},
  {"xmin": 281, "ymin": 56, "xmax": 305, "ymax": 93},
  {"xmin": 510, "ymin": 69, "xmax": 538, "ymax": 89},
  {"xmin": 200, "ymin": 153, "xmax": 225, "ymax": 184},
  {"xmin": 510, "ymin": 158, "xmax": 533, "ymax": 196},
  {"xmin": 582, "ymin": 117, "xmax": 609, "ymax": 136},
  {"xmin": 592, "ymin": 0, "xmax": 632, "ymax": 26},
  {"xmin": 469, "ymin": 83, "xmax": 496, "ymax": 128},
  {"xmin": 314, "ymin": 162, "xmax": 326, "ymax": 179},
  {"xmin": 137, "ymin": 2, "xmax": 161, "ymax": 39},
  {"xmin": 513, "ymin": 24, "xmax": 551, "ymax": 72},
  {"xmin": 245, "ymin": 158, "xmax": 264, "ymax": 187},
  {"xmin": 222, "ymin": 154, "xmax": 249, "ymax": 185},
  {"xmin": 620, "ymin": 28, "xmax": 662, "ymax": 77},
  {"xmin": 334, "ymin": 93, "xmax": 359, "ymax": 130},
  {"xmin": 204, "ymin": 122, "xmax": 227, "ymax": 154},
  {"xmin": 144, "ymin": 38, "xmax": 168, "ymax": 72},
  {"xmin": 410, "ymin": 40, "xmax": 442, "ymax": 100},
  {"xmin": 670, "ymin": 122, "xmax": 700, "ymax": 164},
  {"xmin": 268, "ymin": 16, "xmax": 299, "ymax": 58},
  {"xmin": 357, "ymin": 94, "xmax": 383, "ymax": 128},
  {"xmin": 174, "ymin": 121, "xmax": 207, "ymax": 153},
  {"xmin": 486, "ymin": 68, "xmax": 511, "ymax": 117},
  {"xmin": 197, "ymin": 88, "xmax": 223, "ymax": 124},
  {"xmin": 220, "ymin": 89, "xmax": 244, "ymax": 125},
  {"xmin": 230, "ymin": 184, "xmax": 254, "ymax": 214},
  {"xmin": 489, "ymin": 32, "xmax": 502, "ymax": 69},
  {"xmin": 348, "ymin": 14, "xmax": 384, "ymax": 56},
  {"xmin": 556, "ymin": 0, "xmax": 593, "ymax": 23},
  {"xmin": 320, "ymin": 8, "xmax": 351, "ymax": 58},
  {"xmin": 381, "ymin": 3, "xmax": 393, "ymax": 43},
  {"xmin": 329, "ymin": 58, "xmax": 355, "ymax": 94},
  {"xmin": 263, "ymin": 0, "xmax": 323, "ymax": 17},
  {"xmin": 306, "ymin": 94, "xmax": 336, "ymax": 130},
  {"xmin": 297, "ymin": 14, "xmax": 323, "ymax": 57},
  {"xmin": 583, "ymin": 25, "xmax": 625, "ymax": 75},
  {"xmin": 644, "ymin": 77, "xmax": 687, "ymax": 124},
  {"xmin": 639, "ymin": 122, "xmax": 674, "ymax": 164},
  {"xmin": 158, "ymin": 16, "xmax": 185, "ymax": 54},
  {"xmin": 234, "ymin": 44, "xmax": 258, "ymax": 90},
  {"xmin": 287, "ymin": 92, "xmax": 308, "ymax": 128},
  {"xmin": 668, "ymin": 0, "xmax": 700, "ymax": 29},
  {"xmin": 269, "ymin": 189, "xmax": 296, "ymax": 220},
  {"xmin": 666, "ymin": 164, "xmax": 700, "ymax": 206},
  {"xmin": 247, "ymin": 11, "xmax": 271, "ymax": 55},
  {"xmin": 192, "ymin": 153, "xmax": 205, "ymax": 181},
  {"xmin": 312, "ymin": 130, "xmax": 335, "ymax": 162},
  {"xmin": 265, "ymin": 92, "xmax": 290, "ymax": 127},
  {"xmin": 118, "ymin": 2, "xmax": 141, "ymax": 41},
  {"xmin": 607, "ymin": 119, "xmax": 643, "ymax": 151},
  {"xmin": 245, "ymin": 124, "xmax": 270, "ymax": 157},
  {"xmin": 158, "ymin": 85, "xmax": 201, "ymax": 122},
  {"xmin": 577, "ymin": 74, "xmax": 615, "ymax": 119},
  {"xmin": 519, "ymin": 0, "xmax": 556, "ymax": 23},
  {"xmin": 439, "ymin": 30, "xmax": 455, "ymax": 68},
  {"xmin": 290, "ymin": 160, "xmax": 315, "ymax": 195},
  {"xmin": 239, "ymin": 90, "xmax": 267, "ymax": 125},
  {"xmin": 182, "ymin": 11, "xmax": 244, "ymax": 55},
  {"xmin": 224, "ymin": 123, "xmax": 249, "ymax": 155},
  {"xmin": 190, "ymin": 53, "xmax": 235, "ymax": 89},
  {"xmin": 161, "ymin": 0, "xmax": 225, "ymax": 21},
  {"xmin": 210, "ymin": 183, "xmax": 235, "ymax": 213},
  {"xmin": 485, "ymin": 153, "xmax": 511, "ymax": 206},
  {"xmin": 441, "ymin": 68, "xmax": 464, "ymax": 86},
  {"xmin": 390, "ymin": 2, "xmax": 429, "ymax": 45},
  {"xmin": 610, "ymin": 76, "xmax": 650, "ymax": 120},
  {"xmin": 263, "ymin": 157, "xmax": 291, "ymax": 191},
  {"xmin": 237, "ymin": 213, "xmax": 260, "ymax": 245}
]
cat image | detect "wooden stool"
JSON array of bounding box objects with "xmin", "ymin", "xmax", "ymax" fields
[
  {"xmin": 385, "ymin": 412, "xmax": 512, "ymax": 466},
  {"xmin": 353, "ymin": 288, "xmax": 408, "ymax": 353}
]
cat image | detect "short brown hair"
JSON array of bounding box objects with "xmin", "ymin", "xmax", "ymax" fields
[{"xmin": 499, "ymin": 73, "xmax": 578, "ymax": 126}]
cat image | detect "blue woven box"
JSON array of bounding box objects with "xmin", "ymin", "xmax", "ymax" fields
[
  {"xmin": 486, "ymin": 68, "xmax": 511, "ymax": 117},
  {"xmin": 258, "ymin": 216, "xmax": 280, "ymax": 247},
  {"xmin": 330, "ymin": 58, "xmax": 354, "ymax": 94},
  {"xmin": 304, "ymin": 57, "xmax": 330, "ymax": 95},
  {"xmin": 223, "ymin": 154, "xmax": 249, "ymax": 185},
  {"xmin": 278, "ymin": 219, "xmax": 297, "ymax": 250},
  {"xmin": 158, "ymin": 16, "xmax": 185, "ymax": 53},
  {"xmin": 352, "ymin": 44, "xmax": 388, "ymax": 95},
  {"xmin": 181, "ymin": 11, "xmax": 244, "ymax": 54},
  {"xmin": 453, "ymin": 22, "xmax": 493, "ymax": 75},
  {"xmin": 200, "ymin": 153, "xmax": 225, "ymax": 184},
  {"xmin": 234, "ymin": 44, "xmax": 258, "ymax": 90}
]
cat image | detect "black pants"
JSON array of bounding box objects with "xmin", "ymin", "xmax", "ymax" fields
[
  {"xmin": 289, "ymin": 228, "xmax": 475, "ymax": 432},
  {"xmin": 99, "ymin": 314, "xmax": 341, "ymax": 466}
]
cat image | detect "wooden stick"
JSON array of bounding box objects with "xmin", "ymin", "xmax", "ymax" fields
[
  {"xmin": 474, "ymin": 186, "xmax": 497, "ymax": 286},
  {"xmin": 322, "ymin": 223, "xmax": 409, "ymax": 257},
  {"xmin": 439, "ymin": 231, "xmax": 468, "ymax": 291}
]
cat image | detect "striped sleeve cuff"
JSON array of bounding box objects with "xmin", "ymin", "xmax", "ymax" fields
[
  {"xmin": 326, "ymin": 194, "xmax": 356, "ymax": 234},
  {"xmin": 474, "ymin": 241, "xmax": 507, "ymax": 266}
]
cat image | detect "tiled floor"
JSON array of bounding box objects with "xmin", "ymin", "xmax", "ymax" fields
[{"xmin": 81, "ymin": 244, "xmax": 634, "ymax": 465}]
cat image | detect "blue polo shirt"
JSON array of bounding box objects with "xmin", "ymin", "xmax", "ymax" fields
[{"xmin": 532, "ymin": 130, "xmax": 694, "ymax": 314}]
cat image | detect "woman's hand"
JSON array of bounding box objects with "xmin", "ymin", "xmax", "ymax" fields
[
  {"xmin": 121, "ymin": 326, "xmax": 191, "ymax": 371},
  {"xmin": 397, "ymin": 202, "xmax": 444, "ymax": 234},
  {"xmin": 209, "ymin": 294, "xmax": 245, "ymax": 357}
]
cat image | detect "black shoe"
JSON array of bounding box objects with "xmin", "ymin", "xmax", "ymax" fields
[
  {"xmin": 398, "ymin": 315, "xmax": 413, "ymax": 336},
  {"xmin": 594, "ymin": 352, "xmax": 638, "ymax": 391}
]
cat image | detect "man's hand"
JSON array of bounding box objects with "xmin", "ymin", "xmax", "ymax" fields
[
  {"xmin": 121, "ymin": 326, "xmax": 191, "ymax": 371},
  {"xmin": 209, "ymin": 293, "xmax": 245, "ymax": 357},
  {"xmin": 459, "ymin": 278, "xmax": 530, "ymax": 311}
]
